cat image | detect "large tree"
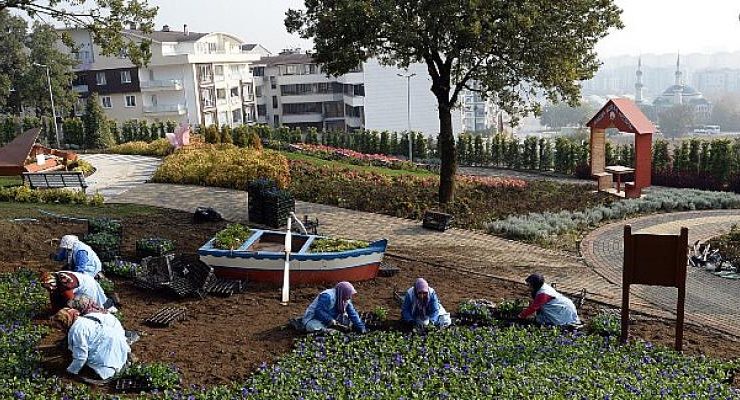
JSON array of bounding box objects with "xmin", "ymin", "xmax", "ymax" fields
[
  {"xmin": 0, "ymin": 11, "xmax": 28, "ymax": 111},
  {"xmin": 0, "ymin": 0, "xmax": 157, "ymax": 65},
  {"xmin": 286, "ymin": 0, "xmax": 622, "ymax": 202},
  {"xmin": 20, "ymin": 22, "xmax": 78, "ymax": 115}
]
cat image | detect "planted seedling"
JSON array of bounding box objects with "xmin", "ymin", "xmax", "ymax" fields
[{"xmin": 214, "ymin": 224, "xmax": 252, "ymax": 250}]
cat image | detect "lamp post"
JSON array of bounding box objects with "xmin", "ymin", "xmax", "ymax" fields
[
  {"xmin": 397, "ymin": 72, "xmax": 416, "ymax": 162},
  {"xmin": 33, "ymin": 63, "xmax": 60, "ymax": 147}
]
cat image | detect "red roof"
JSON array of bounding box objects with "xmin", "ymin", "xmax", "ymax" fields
[
  {"xmin": 586, "ymin": 98, "xmax": 655, "ymax": 135},
  {"xmin": 0, "ymin": 128, "xmax": 41, "ymax": 175}
]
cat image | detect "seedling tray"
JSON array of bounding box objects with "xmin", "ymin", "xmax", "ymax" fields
[
  {"xmin": 144, "ymin": 306, "xmax": 187, "ymax": 328},
  {"xmin": 113, "ymin": 378, "xmax": 153, "ymax": 393}
]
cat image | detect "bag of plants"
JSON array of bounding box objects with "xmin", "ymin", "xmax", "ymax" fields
[{"xmin": 193, "ymin": 207, "xmax": 223, "ymax": 223}]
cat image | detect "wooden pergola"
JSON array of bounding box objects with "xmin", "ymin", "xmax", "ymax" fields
[{"xmin": 586, "ymin": 98, "xmax": 655, "ymax": 198}]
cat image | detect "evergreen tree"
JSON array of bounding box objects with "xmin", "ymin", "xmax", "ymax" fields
[{"xmin": 82, "ymin": 93, "xmax": 114, "ymax": 149}]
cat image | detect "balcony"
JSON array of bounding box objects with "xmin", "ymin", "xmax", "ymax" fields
[
  {"xmin": 72, "ymin": 85, "xmax": 88, "ymax": 93},
  {"xmin": 140, "ymin": 79, "xmax": 183, "ymax": 91},
  {"xmin": 143, "ymin": 104, "xmax": 187, "ymax": 115}
]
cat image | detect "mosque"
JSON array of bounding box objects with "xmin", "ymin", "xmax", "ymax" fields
[{"xmin": 635, "ymin": 55, "xmax": 712, "ymax": 123}]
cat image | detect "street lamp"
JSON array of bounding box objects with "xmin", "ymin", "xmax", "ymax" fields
[
  {"xmin": 32, "ymin": 63, "xmax": 60, "ymax": 147},
  {"xmin": 397, "ymin": 72, "xmax": 416, "ymax": 162}
]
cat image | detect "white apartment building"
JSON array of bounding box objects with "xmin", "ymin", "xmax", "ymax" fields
[
  {"xmin": 253, "ymin": 50, "xmax": 365, "ymax": 131},
  {"xmin": 63, "ymin": 25, "xmax": 263, "ymax": 127},
  {"xmin": 252, "ymin": 52, "xmax": 502, "ymax": 135}
]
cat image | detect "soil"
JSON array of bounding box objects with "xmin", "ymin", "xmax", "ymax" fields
[{"xmin": 3, "ymin": 210, "xmax": 739, "ymax": 387}]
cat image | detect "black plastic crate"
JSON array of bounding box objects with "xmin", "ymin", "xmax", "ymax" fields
[
  {"xmin": 135, "ymin": 238, "xmax": 175, "ymax": 259},
  {"xmin": 422, "ymin": 211, "xmax": 454, "ymax": 232}
]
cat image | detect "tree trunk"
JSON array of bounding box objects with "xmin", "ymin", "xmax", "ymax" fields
[{"xmin": 438, "ymin": 102, "xmax": 456, "ymax": 204}]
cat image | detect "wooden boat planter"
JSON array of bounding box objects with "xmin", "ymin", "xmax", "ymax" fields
[{"xmin": 198, "ymin": 229, "xmax": 388, "ymax": 285}]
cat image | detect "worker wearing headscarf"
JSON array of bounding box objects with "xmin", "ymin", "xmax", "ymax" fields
[
  {"xmin": 41, "ymin": 271, "xmax": 115, "ymax": 314},
  {"xmin": 52, "ymin": 307, "xmax": 130, "ymax": 380},
  {"xmin": 67, "ymin": 295, "xmax": 108, "ymax": 315},
  {"xmin": 401, "ymin": 278, "xmax": 451, "ymax": 329},
  {"xmin": 52, "ymin": 235, "xmax": 102, "ymax": 277},
  {"xmin": 518, "ymin": 273, "xmax": 580, "ymax": 326},
  {"xmin": 302, "ymin": 281, "xmax": 366, "ymax": 333}
]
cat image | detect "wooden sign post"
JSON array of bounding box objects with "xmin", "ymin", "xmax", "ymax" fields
[{"xmin": 621, "ymin": 225, "xmax": 688, "ymax": 351}]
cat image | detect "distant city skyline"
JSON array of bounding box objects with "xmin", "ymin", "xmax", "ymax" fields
[{"xmin": 148, "ymin": 0, "xmax": 740, "ymax": 59}]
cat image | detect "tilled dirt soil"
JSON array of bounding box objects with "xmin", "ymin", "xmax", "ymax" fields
[{"xmin": 5, "ymin": 211, "xmax": 739, "ymax": 386}]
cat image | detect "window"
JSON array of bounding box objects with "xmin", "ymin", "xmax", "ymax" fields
[
  {"xmin": 150, "ymin": 95, "xmax": 158, "ymax": 106},
  {"xmin": 283, "ymin": 102, "xmax": 322, "ymax": 115},
  {"xmin": 120, "ymin": 70, "xmax": 131, "ymax": 84},
  {"xmin": 214, "ymin": 65, "xmax": 224, "ymax": 76},
  {"xmin": 230, "ymin": 65, "xmax": 240, "ymax": 76},
  {"xmin": 230, "ymin": 87, "xmax": 239, "ymax": 98},
  {"xmin": 198, "ymin": 64, "xmax": 213, "ymax": 83},
  {"xmin": 201, "ymin": 88, "xmax": 215, "ymax": 107},
  {"xmin": 270, "ymin": 76, "xmax": 276, "ymax": 89},
  {"xmin": 323, "ymin": 102, "xmax": 344, "ymax": 118},
  {"xmin": 255, "ymin": 86, "xmax": 263, "ymax": 97},
  {"xmin": 273, "ymin": 115, "xmax": 279, "ymax": 126},
  {"xmin": 257, "ymin": 104, "xmax": 266, "ymax": 117},
  {"xmin": 272, "ymin": 96, "xmax": 278, "ymax": 109},
  {"xmin": 96, "ymin": 72, "xmax": 106, "ymax": 85},
  {"xmin": 125, "ymin": 95, "xmax": 136, "ymax": 107},
  {"xmin": 243, "ymin": 83, "xmax": 253, "ymax": 99},
  {"xmin": 353, "ymin": 84, "xmax": 365, "ymax": 96},
  {"xmin": 74, "ymin": 98, "xmax": 85, "ymax": 115},
  {"xmin": 232, "ymin": 109, "xmax": 242, "ymax": 124},
  {"xmin": 204, "ymin": 112, "xmax": 215, "ymax": 126},
  {"xmin": 218, "ymin": 112, "xmax": 228, "ymax": 126},
  {"xmin": 252, "ymin": 66, "xmax": 264, "ymax": 77},
  {"xmin": 216, "ymin": 88, "xmax": 226, "ymax": 100},
  {"xmin": 101, "ymin": 96, "xmax": 112, "ymax": 108}
]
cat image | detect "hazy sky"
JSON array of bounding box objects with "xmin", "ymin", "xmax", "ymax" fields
[{"xmin": 151, "ymin": 0, "xmax": 740, "ymax": 58}]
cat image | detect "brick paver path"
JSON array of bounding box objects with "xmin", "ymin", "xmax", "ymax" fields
[{"xmin": 581, "ymin": 210, "xmax": 740, "ymax": 337}]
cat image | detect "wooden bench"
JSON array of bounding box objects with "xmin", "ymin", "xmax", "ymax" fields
[{"xmin": 22, "ymin": 171, "xmax": 88, "ymax": 193}]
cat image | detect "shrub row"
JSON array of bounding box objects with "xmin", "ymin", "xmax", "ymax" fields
[
  {"xmin": 487, "ymin": 188, "xmax": 740, "ymax": 240},
  {"xmin": 107, "ymin": 139, "xmax": 174, "ymax": 157},
  {"xmin": 151, "ymin": 145, "xmax": 290, "ymax": 190},
  {"xmin": 0, "ymin": 186, "xmax": 104, "ymax": 205}
]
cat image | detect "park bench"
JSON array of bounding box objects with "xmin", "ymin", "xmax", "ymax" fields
[{"xmin": 22, "ymin": 171, "xmax": 88, "ymax": 193}]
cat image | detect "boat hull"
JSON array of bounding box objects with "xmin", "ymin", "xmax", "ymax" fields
[{"xmin": 198, "ymin": 234, "xmax": 387, "ymax": 285}]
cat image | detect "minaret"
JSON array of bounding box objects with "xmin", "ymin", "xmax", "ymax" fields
[
  {"xmin": 635, "ymin": 56, "xmax": 644, "ymax": 104},
  {"xmin": 674, "ymin": 53, "xmax": 683, "ymax": 105}
]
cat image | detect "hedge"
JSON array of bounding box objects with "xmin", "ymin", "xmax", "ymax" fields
[
  {"xmin": 0, "ymin": 186, "xmax": 104, "ymax": 205},
  {"xmin": 151, "ymin": 145, "xmax": 290, "ymax": 190}
]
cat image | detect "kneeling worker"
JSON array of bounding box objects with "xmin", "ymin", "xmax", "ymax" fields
[
  {"xmin": 302, "ymin": 281, "xmax": 367, "ymax": 333},
  {"xmin": 51, "ymin": 307, "xmax": 130, "ymax": 381},
  {"xmin": 40, "ymin": 271, "xmax": 115, "ymax": 314},
  {"xmin": 52, "ymin": 235, "xmax": 102, "ymax": 277},
  {"xmin": 401, "ymin": 278, "xmax": 451, "ymax": 329},
  {"xmin": 518, "ymin": 273, "xmax": 580, "ymax": 326}
]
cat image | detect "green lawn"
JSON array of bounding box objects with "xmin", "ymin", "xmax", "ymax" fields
[
  {"xmin": 280, "ymin": 151, "xmax": 436, "ymax": 177},
  {"xmin": 0, "ymin": 176, "xmax": 22, "ymax": 187},
  {"xmin": 0, "ymin": 202, "xmax": 161, "ymax": 219}
]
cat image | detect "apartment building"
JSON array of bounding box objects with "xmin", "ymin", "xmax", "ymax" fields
[
  {"xmin": 253, "ymin": 52, "xmax": 474, "ymax": 135},
  {"xmin": 253, "ymin": 50, "xmax": 365, "ymax": 131},
  {"xmin": 64, "ymin": 26, "xmax": 262, "ymax": 127}
]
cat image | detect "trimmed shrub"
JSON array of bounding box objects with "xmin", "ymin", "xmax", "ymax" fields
[{"xmin": 152, "ymin": 145, "xmax": 290, "ymax": 189}]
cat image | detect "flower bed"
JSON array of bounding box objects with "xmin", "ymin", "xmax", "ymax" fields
[
  {"xmin": 152, "ymin": 145, "xmax": 290, "ymax": 190},
  {"xmin": 289, "ymin": 161, "xmax": 607, "ymax": 229},
  {"xmin": 309, "ymin": 237, "xmax": 368, "ymax": 253},
  {"xmin": 214, "ymin": 224, "xmax": 252, "ymax": 250},
  {"xmin": 0, "ymin": 186, "xmax": 104, "ymax": 205},
  {"xmin": 487, "ymin": 188, "xmax": 740, "ymax": 240},
  {"xmin": 290, "ymin": 143, "xmax": 421, "ymax": 171},
  {"xmin": 234, "ymin": 327, "xmax": 738, "ymax": 398}
]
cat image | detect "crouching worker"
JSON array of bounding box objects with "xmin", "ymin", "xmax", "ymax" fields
[
  {"xmin": 402, "ymin": 278, "xmax": 451, "ymax": 330},
  {"xmin": 302, "ymin": 281, "xmax": 367, "ymax": 334},
  {"xmin": 41, "ymin": 271, "xmax": 116, "ymax": 314},
  {"xmin": 51, "ymin": 235, "xmax": 102, "ymax": 277},
  {"xmin": 51, "ymin": 307, "xmax": 130, "ymax": 382},
  {"xmin": 518, "ymin": 273, "xmax": 580, "ymax": 326}
]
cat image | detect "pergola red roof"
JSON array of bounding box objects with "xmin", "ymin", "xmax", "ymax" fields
[
  {"xmin": 0, "ymin": 128, "xmax": 41, "ymax": 175},
  {"xmin": 586, "ymin": 98, "xmax": 655, "ymax": 135}
]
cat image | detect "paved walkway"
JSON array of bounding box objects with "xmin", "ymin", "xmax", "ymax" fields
[
  {"xmin": 581, "ymin": 210, "xmax": 740, "ymax": 336},
  {"xmin": 83, "ymin": 154, "xmax": 740, "ymax": 337}
]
